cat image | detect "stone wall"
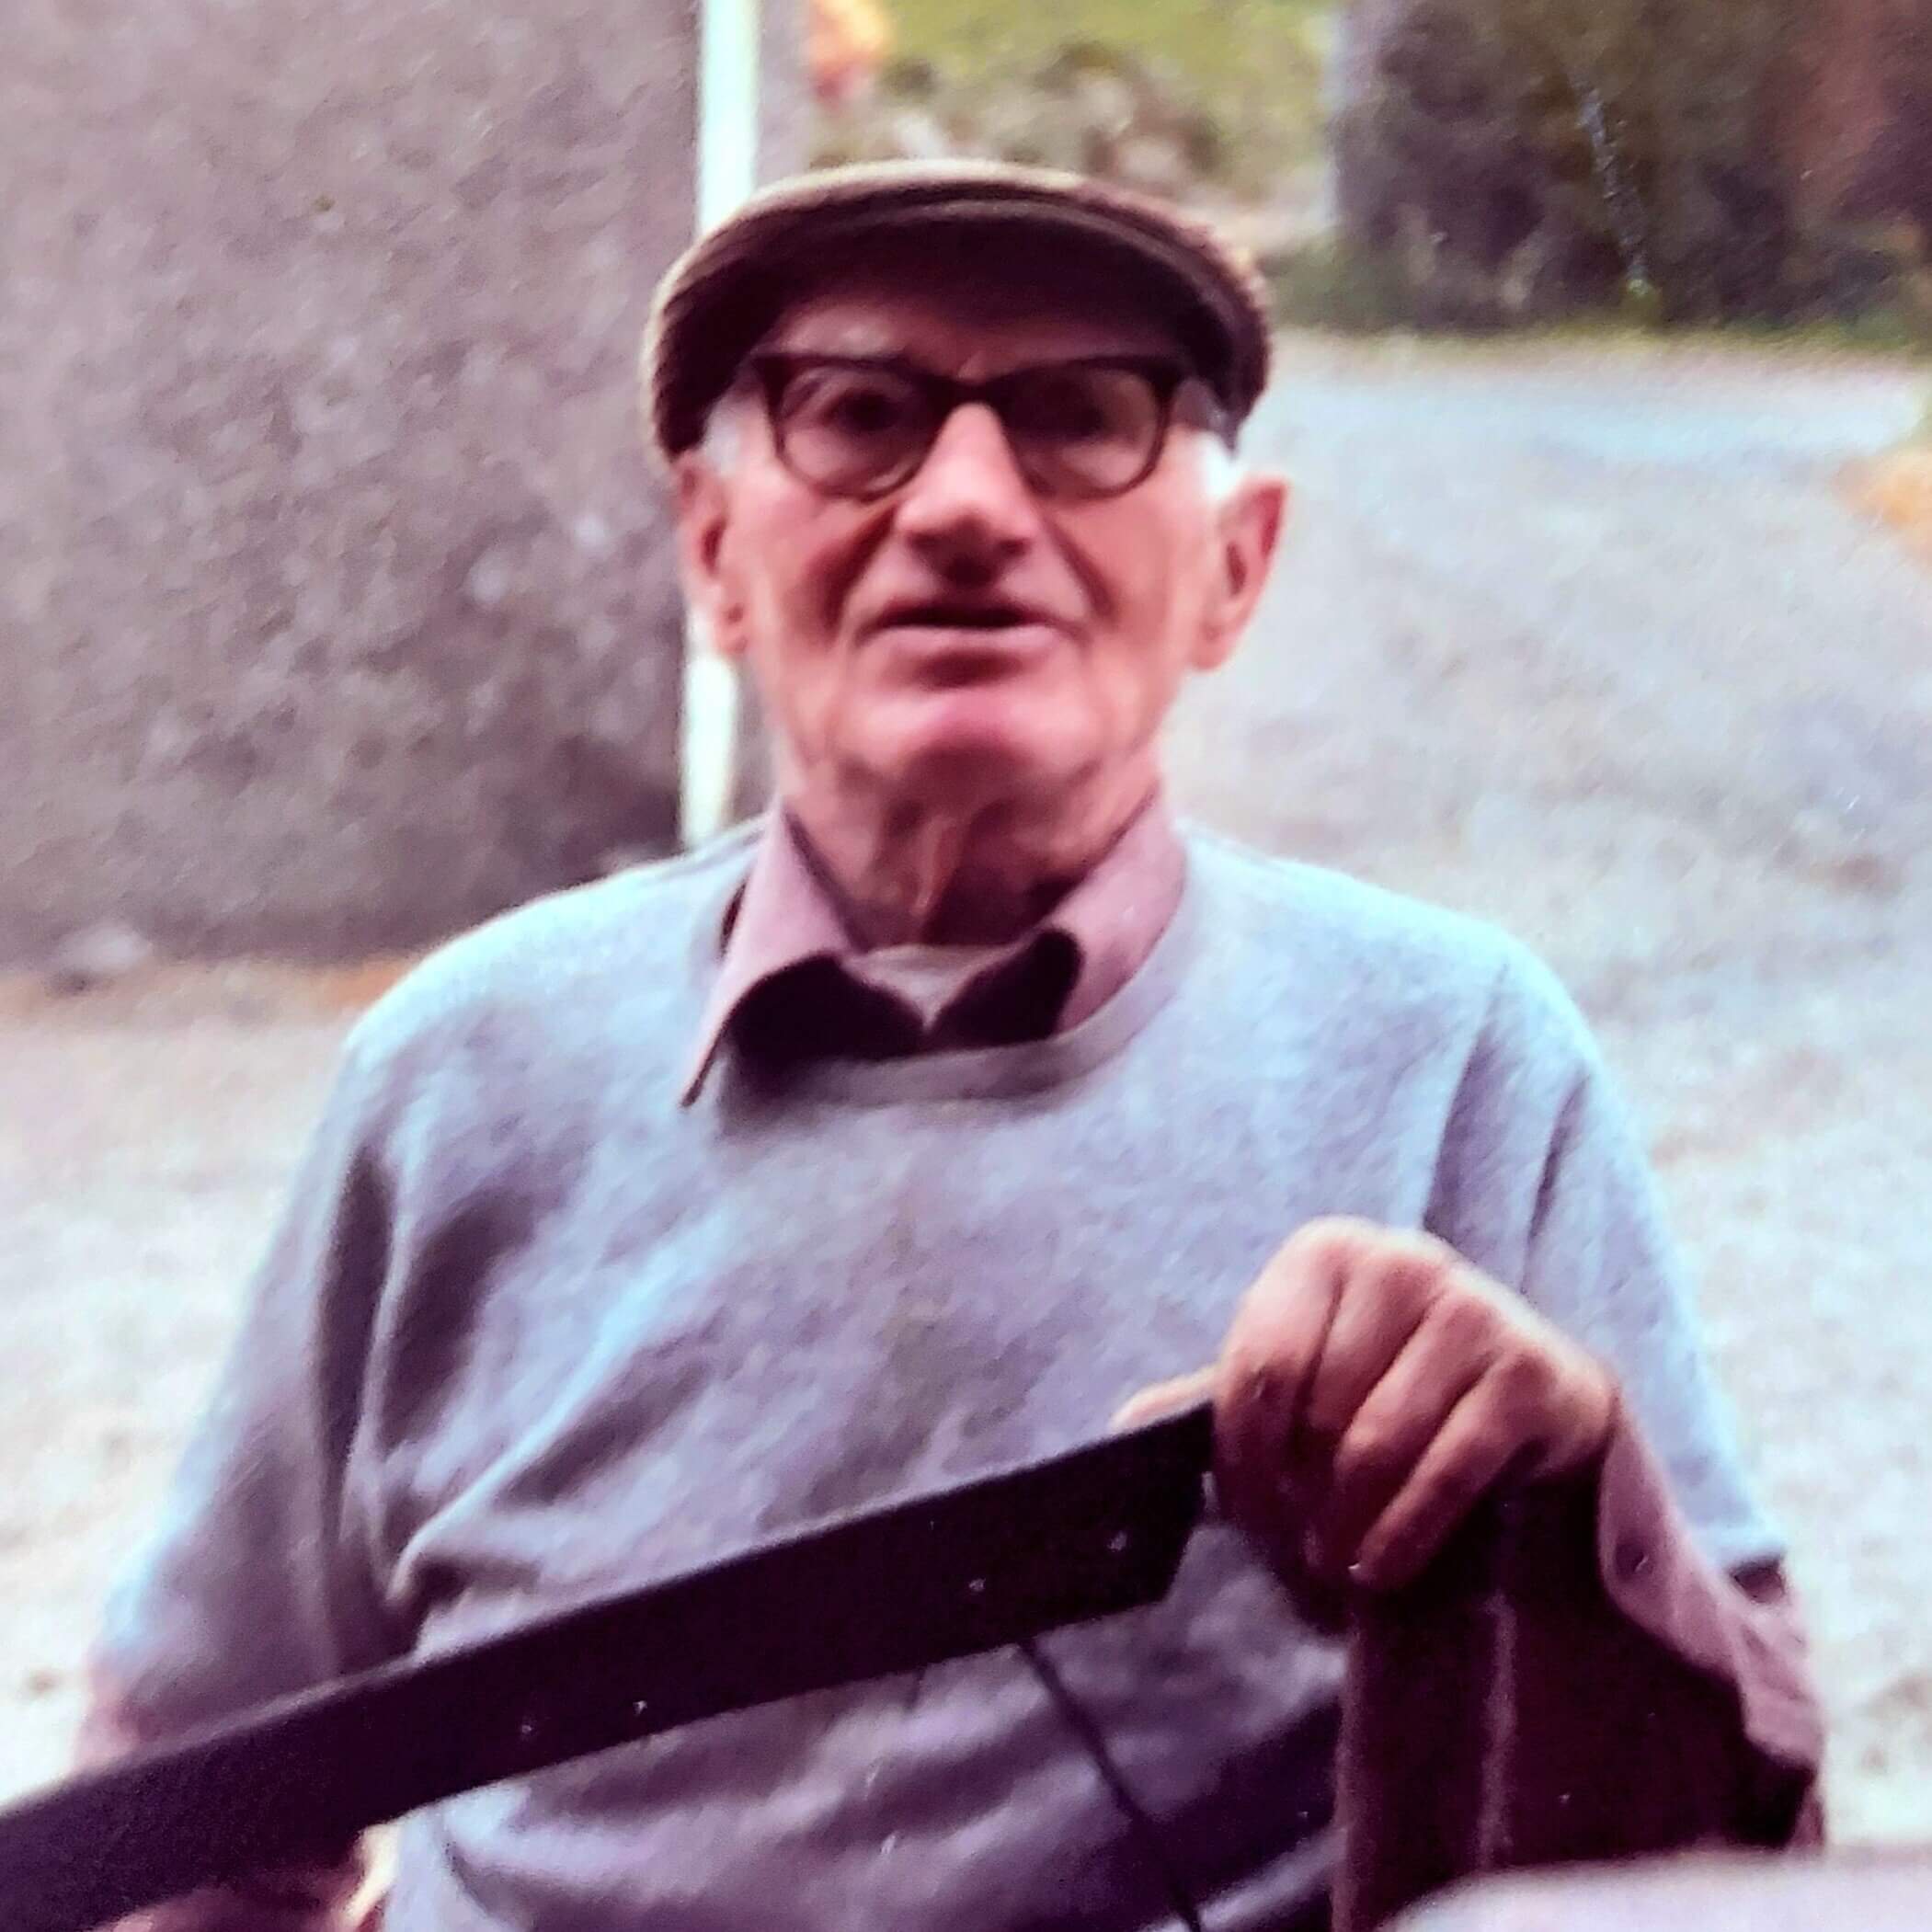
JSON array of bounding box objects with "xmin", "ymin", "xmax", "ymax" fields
[{"xmin": 1, "ymin": 0, "xmax": 800, "ymax": 964}]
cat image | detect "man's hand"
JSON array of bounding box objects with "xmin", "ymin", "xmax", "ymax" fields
[{"xmin": 1120, "ymin": 1218, "xmax": 1618, "ymax": 1599}]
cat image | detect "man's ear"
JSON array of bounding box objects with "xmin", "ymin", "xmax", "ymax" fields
[
  {"xmin": 673, "ymin": 453, "xmax": 749, "ymax": 661},
  {"xmin": 1192, "ymin": 470, "xmax": 1289, "ymax": 673}
]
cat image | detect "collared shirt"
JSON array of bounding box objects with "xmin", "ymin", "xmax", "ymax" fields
[{"xmin": 680, "ymin": 796, "xmax": 1187, "ymax": 1103}]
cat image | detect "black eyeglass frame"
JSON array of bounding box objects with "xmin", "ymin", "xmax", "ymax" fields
[{"xmin": 743, "ymin": 351, "xmax": 1233, "ymax": 503}]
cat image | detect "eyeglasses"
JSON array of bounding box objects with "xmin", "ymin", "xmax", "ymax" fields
[{"xmin": 744, "ymin": 352, "xmax": 1229, "ymax": 503}]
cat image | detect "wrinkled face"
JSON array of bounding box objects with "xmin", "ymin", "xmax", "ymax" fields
[{"xmin": 675, "ymin": 253, "xmax": 1286, "ymax": 822}]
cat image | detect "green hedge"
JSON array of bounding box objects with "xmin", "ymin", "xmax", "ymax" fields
[
  {"xmin": 817, "ymin": 2, "xmax": 1332, "ymax": 202},
  {"xmin": 1331, "ymin": 0, "xmax": 1923, "ymax": 326}
]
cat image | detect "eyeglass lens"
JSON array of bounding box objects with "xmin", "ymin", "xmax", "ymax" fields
[{"xmin": 770, "ymin": 360, "xmax": 1169, "ymax": 500}]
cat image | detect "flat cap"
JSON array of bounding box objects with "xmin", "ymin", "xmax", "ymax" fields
[{"xmin": 642, "ymin": 159, "xmax": 1274, "ymax": 463}]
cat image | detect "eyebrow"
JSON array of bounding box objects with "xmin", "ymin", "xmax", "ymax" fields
[{"xmin": 760, "ymin": 318, "xmax": 904, "ymax": 360}]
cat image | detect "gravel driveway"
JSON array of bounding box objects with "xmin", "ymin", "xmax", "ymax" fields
[{"xmin": 4, "ymin": 337, "xmax": 1927, "ymax": 1846}]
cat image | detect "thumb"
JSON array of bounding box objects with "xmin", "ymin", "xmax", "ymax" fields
[{"xmin": 1111, "ymin": 1366, "xmax": 1217, "ymax": 1433}]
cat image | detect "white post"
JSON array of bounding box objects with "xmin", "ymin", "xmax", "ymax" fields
[{"xmin": 680, "ymin": 0, "xmax": 762, "ymax": 847}]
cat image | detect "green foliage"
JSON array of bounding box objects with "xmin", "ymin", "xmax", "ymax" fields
[
  {"xmin": 812, "ymin": 0, "xmax": 1931, "ymax": 341},
  {"xmin": 1262, "ymin": 237, "xmax": 1421, "ymax": 333},
  {"xmin": 1333, "ymin": 0, "xmax": 1926, "ymax": 329},
  {"xmin": 884, "ymin": 0, "xmax": 1332, "ymax": 120},
  {"xmin": 815, "ymin": 2, "xmax": 1332, "ymax": 202}
]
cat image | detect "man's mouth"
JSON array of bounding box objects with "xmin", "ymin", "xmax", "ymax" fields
[
  {"xmin": 867, "ymin": 600, "xmax": 1060, "ymax": 686},
  {"xmin": 876, "ymin": 600, "xmax": 1046, "ymax": 633}
]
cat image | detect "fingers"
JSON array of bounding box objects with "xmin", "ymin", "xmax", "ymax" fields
[
  {"xmin": 1267, "ymin": 1230, "xmax": 1449, "ymax": 1579},
  {"xmin": 1295, "ymin": 1235, "xmax": 1436, "ymax": 1444},
  {"xmin": 1211, "ymin": 1218, "xmax": 1620, "ymax": 1600},
  {"xmin": 1152, "ymin": 1217, "xmax": 1617, "ymax": 1605},
  {"xmin": 1349, "ymin": 1365, "xmax": 1532, "ymax": 1589},
  {"xmin": 1213, "ymin": 1227, "xmax": 1350, "ymax": 1563},
  {"xmin": 1111, "ymin": 1366, "xmax": 1216, "ymax": 1432},
  {"xmin": 1311, "ymin": 1296, "xmax": 1492, "ymax": 1577}
]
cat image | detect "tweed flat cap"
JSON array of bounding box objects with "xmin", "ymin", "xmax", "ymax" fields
[{"xmin": 642, "ymin": 159, "xmax": 1274, "ymax": 463}]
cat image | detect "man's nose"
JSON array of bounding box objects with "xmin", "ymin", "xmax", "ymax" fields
[{"xmin": 892, "ymin": 403, "xmax": 1041, "ymax": 577}]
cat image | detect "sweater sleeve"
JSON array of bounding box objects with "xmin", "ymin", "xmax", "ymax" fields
[
  {"xmin": 1427, "ymin": 943, "xmax": 1786, "ymax": 1575},
  {"xmin": 78, "ymin": 1031, "xmax": 400, "ymax": 1932}
]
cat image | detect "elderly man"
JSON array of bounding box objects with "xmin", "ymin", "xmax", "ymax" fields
[{"xmin": 85, "ymin": 164, "xmax": 1820, "ymax": 1932}]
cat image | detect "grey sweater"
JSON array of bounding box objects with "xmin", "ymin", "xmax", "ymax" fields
[{"xmin": 97, "ymin": 824, "xmax": 1778, "ymax": 1931}]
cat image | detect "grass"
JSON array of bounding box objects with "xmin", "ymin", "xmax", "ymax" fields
[{"xmin": 1262, "ymin": 235, "xmax": 1932, "ymax": 358}]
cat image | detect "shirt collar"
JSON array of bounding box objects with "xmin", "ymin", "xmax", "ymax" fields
[{"xmin": 679, "ymin": 795, "xmax": 1185, "ymax": 1104}]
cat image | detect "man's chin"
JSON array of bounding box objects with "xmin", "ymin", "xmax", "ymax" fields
[{"xmin": 862, "ymin": 708, "xmax": 1077, "ymax": 804}]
